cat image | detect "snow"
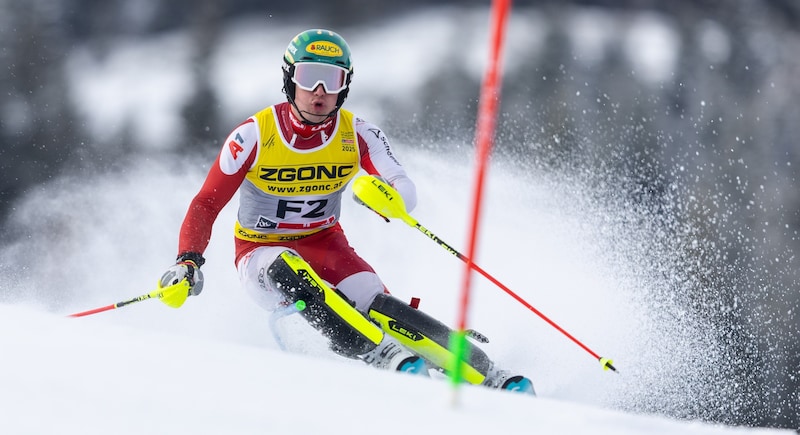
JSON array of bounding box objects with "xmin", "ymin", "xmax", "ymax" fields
[
  {"xmin": 1, "ymin": 5, "xmax": 794, "ymax": 435},
  {"xmin": 0, "ymin": 302, "xmax": 788, "ymax": 435},
  {"xmin": 0, "ymin": 152, "xmax": 792, "ymax": 434}
]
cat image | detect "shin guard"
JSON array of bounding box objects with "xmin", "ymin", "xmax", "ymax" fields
[
  {"xmin": 267, "ymin": 251, "xmax": 383, "ymax": 357},
  {"xmin": 367, "ymin": 293, "xmax": 492, "ymax": 385}
]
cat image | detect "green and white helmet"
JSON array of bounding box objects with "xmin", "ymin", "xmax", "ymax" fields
[{"xmin": 282, "ymin": 29, "xmax": 353, "ymax": 110}]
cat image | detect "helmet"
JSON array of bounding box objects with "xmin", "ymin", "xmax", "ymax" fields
[
  {"xmin": 282, "ymin": 29, "xmax": 353, "ymax": 109},
  {"xmin": 284, "ymin": 28, "xmax": 352, "ymax": 70}
]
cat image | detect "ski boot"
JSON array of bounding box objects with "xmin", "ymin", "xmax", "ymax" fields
[
  {"xmin": 482, "ymin": 364, "xmax": 536, "ymax": 395},
  {"xmin": 360, "ymin": 335, "xmax": 429, "ymax": 375}
]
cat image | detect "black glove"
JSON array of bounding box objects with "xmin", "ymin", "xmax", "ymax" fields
[{"xmin": 160, "ymin": 252, "xmax": 205, "ymax": 297}]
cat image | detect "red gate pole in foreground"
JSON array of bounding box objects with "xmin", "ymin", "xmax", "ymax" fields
[{"xmin": 449, "ymin": 0, "xmax": 513, "ymax": 398}]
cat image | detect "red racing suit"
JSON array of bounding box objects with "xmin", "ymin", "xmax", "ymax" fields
[{"xmin": 177, "ymin": 102, "xmax": 416, "ymax": 297}]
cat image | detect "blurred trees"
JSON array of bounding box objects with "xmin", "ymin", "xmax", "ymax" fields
[
  {"xmin": 0, "ymin": 1, "xmax": 86, "ymax": 222},
  {"xmin": 0, "ymin": 0, "xmax": 797, "ymax": 428}
]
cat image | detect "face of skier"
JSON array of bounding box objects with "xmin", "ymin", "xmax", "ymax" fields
[
  {"xmin": 289, "ymin": 62, "xmax": 347, "ymax": 123},
  {"xmin": 290, "ymin": 83, "xmax": 340, "ymax": 124}
]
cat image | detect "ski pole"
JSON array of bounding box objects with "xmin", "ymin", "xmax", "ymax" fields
[
  {"xmin": 352, "ymin": 175, "xmax": 617, "ymax": 372},
  {"xmin": 68, "ymin": 280, "xmax": 191, "ymax": 318}
]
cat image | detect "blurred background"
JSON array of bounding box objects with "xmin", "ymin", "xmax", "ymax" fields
[{"xmin": 0, "ymin": 0, "xmax": 798, "ymax": 429}]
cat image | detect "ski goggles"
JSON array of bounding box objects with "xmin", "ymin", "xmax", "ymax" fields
[{"xmin": 292, "ymin": 62, "xmax": 349, "ymax": 94}]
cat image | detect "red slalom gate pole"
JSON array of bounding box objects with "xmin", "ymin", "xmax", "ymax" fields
[{"xmin": 450, "ymin": 0, "xmax": 513, "ymax": 395}]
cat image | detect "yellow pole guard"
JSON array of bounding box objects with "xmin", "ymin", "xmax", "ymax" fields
[
  {"xmin": 156, "ymin": 279, "xmax": 192, "ymax": 309},
  {"xmin": 352, "ymin": 176, "xmax": 418, "ymax": 227}
]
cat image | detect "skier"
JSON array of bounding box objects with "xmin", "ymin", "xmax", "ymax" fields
[{"xmin": 159, "ymin": 28, "xmax": 534, "ymax": 394}]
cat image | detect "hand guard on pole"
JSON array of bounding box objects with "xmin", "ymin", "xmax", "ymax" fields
[
  {"xmin": 352, "ymin": 175, "xmax": 390, "ymax": 222},
  {"xmin": 158, "ymin": 252, "xmax": 205, "ymax": 308}
]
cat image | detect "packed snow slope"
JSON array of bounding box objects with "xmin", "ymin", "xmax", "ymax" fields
[
  {"xmin": 0, "ymin": 152, "xmax": 792, "ymax": 435},
  {"xmin": 0, "ymin": 7, "xmax": 795, "ymax": 433},
  {"xmin": 0, "ymin": 303, "xmax": 790, "ymax": 435}
]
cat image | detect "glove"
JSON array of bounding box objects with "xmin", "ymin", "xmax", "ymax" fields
[{"xmin": 158, "ymin": 252, "xmax": 205, "ymax": 308}]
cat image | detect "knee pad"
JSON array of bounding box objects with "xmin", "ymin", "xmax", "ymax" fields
[
  {"xmin": 267, "ymin": 250, "xmax": 384, "ymax": 357},
  {"xmin": 367, "ymin": 293, "xmax": 492, "ymax": 384}
]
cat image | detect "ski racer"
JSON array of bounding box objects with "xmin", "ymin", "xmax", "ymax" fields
[{"xmin": 159, "ymin": 28, "xmax": 534, "ymax": 394}]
